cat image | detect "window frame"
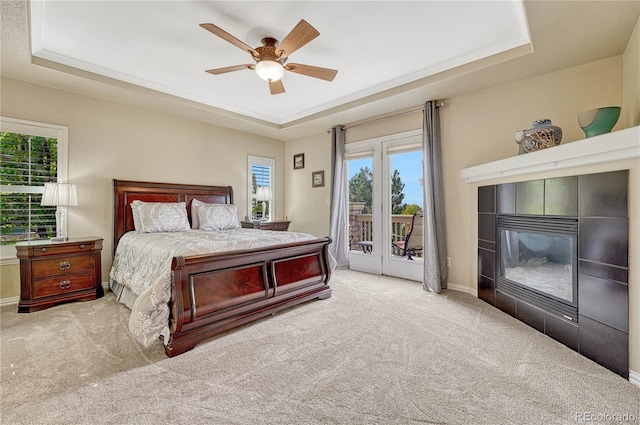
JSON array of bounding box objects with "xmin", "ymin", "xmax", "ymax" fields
[
  {"xmin": 247, "ymin": 155, "xmax": 275, "ymax": 222},
  {"xmin": 1, "ymin": 117, "xmax": 69, "ymax": 262}
]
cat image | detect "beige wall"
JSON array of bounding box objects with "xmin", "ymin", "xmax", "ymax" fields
[
  {"xmin": 284, "ymin": 132, "xmax": 331, "ymax": 238},
  {"xmin": 443, "ymin": 55, "xmax": 624, "ymax": 291},
  {"xmin": 0, "ymin": 77, "xmax": 286, "ymax": 300},
  {"xmin": 623, "ymin": 16, "xmax": 640, "ymax": 127}
]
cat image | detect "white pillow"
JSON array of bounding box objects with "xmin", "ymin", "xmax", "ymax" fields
[
  {"xmin": 197, "ymin": 204, "xmax": 240, "ymax": 231},
  {"xmin": 130, "ymin": 200, "xmax": 144, "ymax": 231},
  {"xmin": 190, "ymin": 198, "xmax": 205, "ymax": 229},
  {"xmin": 134, "ymin": 202, "xmax": 191, "ymax": 233}
]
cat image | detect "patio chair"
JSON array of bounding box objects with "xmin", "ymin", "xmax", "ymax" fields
[{"xmin": 392, "ymin": 212, "xmax": 423, "ymax": 260}]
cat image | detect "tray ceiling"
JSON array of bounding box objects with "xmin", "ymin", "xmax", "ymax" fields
[{"xmin": 29, "ymin": 1, "xmax": 530, "ymax": 126}]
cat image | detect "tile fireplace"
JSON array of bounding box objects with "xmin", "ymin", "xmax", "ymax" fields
[{"xmin": 478, "ymin": 170, "xmax": 629, "ymax": 378}]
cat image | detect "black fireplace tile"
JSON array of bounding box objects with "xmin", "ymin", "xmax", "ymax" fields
[
  {"xmin": 579, "ymin": 315, "xmax": 628, "ymax": 378},
  {"xmin": 495, "ymin": 290, "xmax": 516, "ymax": 317},
  {"xmin": 478, "ymin": 185, "xmax": 495, "ymax": 213},
  {"xmin": 579, "ymin": 218, "xmax": 629, "ymax": 267},
  {"xmin": 478, "ymin": 248, "xmax": 495, "ymax": 280},
  {"xmin": 516, "ymin": 300, "xmax": 545, "ymax": 333},
  {"xmin": 545, "ymin": 176, "xmax": 578, "ymax": 216},
  {"xmin": 579, "ymin": 260, "xmax": 628, "ymax": 284},
  {"xmin": 497, "ymin": 183, "xmax": 516, "ymax": 214},
  {"xmin": 478, "ymin": 275, "xmax": 495, "ymax": 306},
  {"xmin": 478, "ymin": 213, "xmax": 495, "ymax": 242},
  {"xmin": 579, "ymin": 171, "xmax": 628, "ymax": 218},
  {"xmin": 516, "ymin": 180, "xmax": 545, "ymax": 215},
  {"xmin": 578, "ymin": 274, "xmax": 628, "ymax": 333},
  {"xmin": 545, "ymin": 313, "xmax": 579, "ymax": 352},
  {"xmin": 478, "ymin": 239, "xmax": 495, "ymax": 251}
]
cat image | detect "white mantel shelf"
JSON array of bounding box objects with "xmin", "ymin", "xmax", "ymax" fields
[{"xmin": 460, "ymin": 126, "xmax": 640, "ymax": 183}]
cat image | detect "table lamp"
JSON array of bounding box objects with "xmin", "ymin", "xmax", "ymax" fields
[
  {"xmin": 41, "ymin": 182, "xmax": 78, "ymax": 241},
  {"xmin": 255, "ymin": 186, "xmax": 272, "ymax": 221}
]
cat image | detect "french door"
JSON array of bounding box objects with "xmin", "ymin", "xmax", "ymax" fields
[{"xmin": 346, "ymin": 130, "xmax": 424, "ymax": 281}]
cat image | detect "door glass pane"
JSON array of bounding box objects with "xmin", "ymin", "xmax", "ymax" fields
[
  {"xmin": 348, "ymin": 157, "xmax": 373, "ymax": 253},
  {"xmin": 389, "ymin": 150, "xmax": 423, "ymax": 261}
]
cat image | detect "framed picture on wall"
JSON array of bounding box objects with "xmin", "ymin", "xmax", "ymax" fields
[
  {"xmin": 312, "ymin": 170, "xmax": 325, "ymax": 188},
  {"xmin": 293, "ymin": 153, "xmax": 305, "ymax": 169}
]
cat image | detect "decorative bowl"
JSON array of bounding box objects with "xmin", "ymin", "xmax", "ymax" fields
[
  {"xmin": 521, "ymin": 119, "xmax": 563, "ymax": 153},
  {"xmin": 577, "ymin": 106, "xmax": 621, "ymax": 138}
]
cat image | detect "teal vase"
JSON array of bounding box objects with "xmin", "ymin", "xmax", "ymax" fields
[{"xmin": 577, "ymin": 107, "xmax": 621, "ymax": 138}]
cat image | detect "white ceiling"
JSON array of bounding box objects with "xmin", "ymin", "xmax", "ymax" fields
[
  {"xmin": 2, "ymin": 1, "xmax": 639, "ymax": 141},
  {"xmin": 29, "ymin": 1, "xmax": 529, "ymax": 125}
]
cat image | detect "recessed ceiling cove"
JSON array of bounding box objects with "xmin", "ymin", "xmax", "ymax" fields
[{"xmin": 29, "ymin": 1, "xmax": 530, "ymax": 126}]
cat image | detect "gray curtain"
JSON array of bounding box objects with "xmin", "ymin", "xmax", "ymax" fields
[
  {"xmin": 422, "ymin": 101, "xmax": 448, "ymax": 292},
  {"xmin": 329, "ymin": 125, "xmax": 348, "ymax": 268}
]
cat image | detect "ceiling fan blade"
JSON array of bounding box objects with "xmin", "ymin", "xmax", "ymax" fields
[
  {"xmin": 205, "ymin": 64, "xmax": 255, "ymax": 75},
  {"xmin": 200, "ymin": 23, "xmax": 258, "ymax": 57},
  {"xmin": 269, "ymin": 80, "xmax": 285, "ymax": 95},
  {"xmin": 285, "ymin": 63, "xmax": 337, "ymax": 81},
  {"xmin": 276, "ymin": 20, "xmax": 320, "ymax": 59}
]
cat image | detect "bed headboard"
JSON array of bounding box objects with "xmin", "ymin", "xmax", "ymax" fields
[{"xmin": 113, "ymin": 179, "xmax": 234, "ymax": 252}]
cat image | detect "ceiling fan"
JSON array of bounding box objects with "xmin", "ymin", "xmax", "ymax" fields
[{"xmin": 200, "ymin": 19, "xmax": 338, "ymax": 95}]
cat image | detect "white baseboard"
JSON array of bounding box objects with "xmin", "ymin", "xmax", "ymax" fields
[
  {"xmin": 0, "ymin": 296, "xmax": 19, "ymax": 307},
  {"xmin": 446, "ymin": 282, "xmax": 477, "ymax": 296},
  {"xmin": 629, "ymin": 370, "xmax": 640, "ymax": 388}
]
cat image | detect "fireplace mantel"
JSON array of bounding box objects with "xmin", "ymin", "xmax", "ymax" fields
[{"xmin": 461, "ymin": 126, "xmax": 639, "ymax": 183}]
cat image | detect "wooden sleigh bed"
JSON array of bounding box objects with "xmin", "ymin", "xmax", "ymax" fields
[{"xmin": 112, "ymin": 179, "xmax": 332, "ymax": 357}]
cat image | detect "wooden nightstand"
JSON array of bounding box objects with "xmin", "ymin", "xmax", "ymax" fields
[
  {"xmin": 16, "ymin": 237, "xmax": 103, "ymax": 313},
  {"xmin": 241, "ymin": 220, "xmax": 290, "ymax": 231}
]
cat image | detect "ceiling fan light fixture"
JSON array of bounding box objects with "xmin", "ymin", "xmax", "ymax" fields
[{"xmin": 255, "ymin": 60, "xmax": 285, "ymax": 82}]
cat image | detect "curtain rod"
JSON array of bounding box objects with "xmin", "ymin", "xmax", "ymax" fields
[{"xmin": 333, "ymin": 101, "xmax": 444, "ymax": 132}]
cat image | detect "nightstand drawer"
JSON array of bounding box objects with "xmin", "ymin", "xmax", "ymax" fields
[
  {"xmin": 32, "ymin": 255, "xmax": 93, "ymax": 278},
  {"xmin": 31, "ymin": 242, "xmax": 95, "ymax": 257},
  {"xmin": 241, "ymin": 221, "xmax": 290, "ymax": 231},
  {"xmin": 33, "ymin": 273, "xmax": 95, "ymax": 298},
  {"xmin": 268, "ymin": 222, "xmax": 289, "ymax": 231}
]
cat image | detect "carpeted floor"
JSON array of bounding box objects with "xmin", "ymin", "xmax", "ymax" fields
[{"xmin": 1, "ymin": 269, "xmax": 638, "ymax": 424}]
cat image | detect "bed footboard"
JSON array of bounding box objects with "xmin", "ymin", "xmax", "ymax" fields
[{"xmin": 165, "ymin": 237, "xmax": 332, "ymax": 356}]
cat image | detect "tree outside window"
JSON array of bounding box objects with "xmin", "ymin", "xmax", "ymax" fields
[{"xmin": 1, "ymin": 123, "xmax": 62, "ymax": 251}]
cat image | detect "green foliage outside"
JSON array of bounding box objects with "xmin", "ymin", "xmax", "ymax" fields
[
  {"xmin": 401, "ymin": 204, "xmax": 421, "ymax": 215},
  {"xmin": 1, "ymin": 132, "xmax": 58, "ymax": 243},
  {"xmin": 349, "ymin": 167, "xmax": 417, "ymax": 215},
  {"xmin": 349, "ymin": 166, "xmax": 373, "ymax": 213},
  {"xmin": 390, "ymin": 170, "xmax": 405, "ymax": 214}
]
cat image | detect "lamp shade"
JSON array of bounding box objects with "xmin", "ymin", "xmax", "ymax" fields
[
  {"xmin": 41, "ymin": 183, "xmax": 78, "ymax": 207},
  {"xmin": 255, "ymin": 186, "xmax": 272, "ymax": 202},
  {"xmin": 255, "ymin": 60, "xmax": 284, "ymax": 82}
]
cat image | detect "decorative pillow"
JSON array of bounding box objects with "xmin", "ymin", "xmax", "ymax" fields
[
  {"xmin": 130, "ymin": 200, "xmax": 144, "ymax": 231},
  {"xmin": 134, "ymin": 202, "xmax": 191, "ymax": 233},
  {"xmin": 190, "ymin": 198, "xmax": 205, "ymax": 229},
  {"xmin": 198, "ymin": 204, "xmax": 240, "ymax": 231}
]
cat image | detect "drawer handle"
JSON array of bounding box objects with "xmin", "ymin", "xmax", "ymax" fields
[
  {"xmin": 41, "ymin": 247, "xmax": 47, "ymax": 253},
  {"xmin": 79, "ymin": 244, "xmax": 86, "ymax": 249},
  {"xmin": 59, "ymin": 280, "xmax": 71, "ymax": 290},
  {"xmin": 59, "ymin": 261, "xmax": 72, "ymax": 270}
]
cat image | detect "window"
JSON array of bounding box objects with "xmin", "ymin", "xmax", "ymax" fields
[
  {"xmin": 247, "ymin": 156, "xmax": 275, "ymax": 221},
  {"xmin": 1, "ymin": 117, "xmax": 68, "ymax": 259}
]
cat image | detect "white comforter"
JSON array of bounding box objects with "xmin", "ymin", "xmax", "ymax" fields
[{"xmin": 109, "ymin": 229, "xmax": 321, "ymax": 347}]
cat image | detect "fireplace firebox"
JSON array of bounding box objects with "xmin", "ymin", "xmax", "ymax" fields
[{"xmin": 497, "ymin": 216, "xmax": 578, "ymax": 321}]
